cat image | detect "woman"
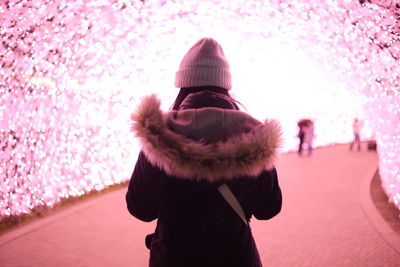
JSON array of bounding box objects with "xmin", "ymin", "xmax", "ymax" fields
[{"xmin": 126, "ymin": 37, "xmax": 282, "ymax": 267}]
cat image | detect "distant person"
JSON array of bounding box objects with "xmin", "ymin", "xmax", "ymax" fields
[
  {"xmin": 303, "ymin": 120, "xmax": 315, "ymax": 156},
  {"xmin": 298, "ymin": 119, "xmax": 313, "ymax": 156},
  {"xmin": 126, "ymin": 37, "xmax": 282, "ymax": 267},
  {"xmin": 297, "ymin": 120, "xmax": 306, "ymax": 155},
  {"xmin": 350, "ymin": 118, "xmax": 362, "ymax": 151}
]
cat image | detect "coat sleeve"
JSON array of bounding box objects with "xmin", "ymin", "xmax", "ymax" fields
[
  {"xmin": 251, "ymin": 168, "xmax": 282, "ymax": 220},
  {"xmin": 126, "ymin": 151, "xmax": 160, "ymax": 222}
]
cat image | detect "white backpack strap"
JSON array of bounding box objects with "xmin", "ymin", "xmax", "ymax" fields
[{"xmin": 218, "ymin": 184, "xmax": 248, "ymax": 225}]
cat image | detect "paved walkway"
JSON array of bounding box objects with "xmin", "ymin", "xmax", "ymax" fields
[{"xmin": 1, "ymin": 144, "xmax": 400, "ymax": 266}]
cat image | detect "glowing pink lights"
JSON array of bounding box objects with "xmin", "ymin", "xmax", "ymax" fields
[{"xmin": 0, "ymin": 0, "xmax": 399, "ymax": 220}]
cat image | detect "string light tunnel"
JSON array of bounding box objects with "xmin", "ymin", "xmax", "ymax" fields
[{"xmin": 0, "ymin": 0, "xmax": 399, "ymax": 220}]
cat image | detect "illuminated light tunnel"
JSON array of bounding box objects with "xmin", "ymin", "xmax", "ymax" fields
[{"xmin": 0, "ymin": 0, "xmax": 399, "ymax": 220}]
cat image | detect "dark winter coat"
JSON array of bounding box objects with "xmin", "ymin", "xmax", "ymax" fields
[{"xmin": 126, "ymin": 91, "xmax": 282, "ymax": 267}]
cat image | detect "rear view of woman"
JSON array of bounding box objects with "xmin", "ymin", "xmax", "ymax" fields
[{"xmin": 126, "ymin": 37, "xmax": 282, "ymax": 267}]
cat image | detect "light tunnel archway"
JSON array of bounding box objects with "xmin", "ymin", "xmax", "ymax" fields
[{"xmin": 0, "ymin": 0, "xmax": 399, "ymax": 219}]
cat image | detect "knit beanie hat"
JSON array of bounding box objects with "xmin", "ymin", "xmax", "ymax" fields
[{"xmin": 175, "ymin": 37, "xmax": 232, "ymax": 90}]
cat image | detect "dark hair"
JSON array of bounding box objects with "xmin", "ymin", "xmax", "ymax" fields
[{"xmin": 171, "ymin": 86, "xmax": 235, "ymax": 110}]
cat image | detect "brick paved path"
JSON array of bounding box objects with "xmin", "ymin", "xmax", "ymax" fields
[
  {"xmin": 1, "ymin": 144, "xmax": 399, "ymax": 266},
  {"xmin": 253, "ymin": 144, "xmax": 400, "ymax": 266}
]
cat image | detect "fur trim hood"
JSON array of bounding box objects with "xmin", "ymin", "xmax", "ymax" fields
[{"xmin": 131, "ymin": 94, "xmax": 282, "ymax": 182}]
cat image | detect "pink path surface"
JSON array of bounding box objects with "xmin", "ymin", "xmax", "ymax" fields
[{"xmin": 1, "ymin": 144, "xmax": 399, "ymax": 266}]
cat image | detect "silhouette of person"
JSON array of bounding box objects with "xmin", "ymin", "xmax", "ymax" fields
[
  {"xmin": 350, "ymin": 118, "xmax": 362, "ymax": 151},
  {"xmin": 298, "ymin": 119, "xmax": 313, "ymax": 156},
  {"xmin": 303, "ymin": 120, "xmax": 315, "ymax": 156},
  {"xmin": 297, "ymin": 120, "xmax": 306, "ymax": 155}
]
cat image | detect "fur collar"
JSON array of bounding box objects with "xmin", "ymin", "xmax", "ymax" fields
[{"xmin": 131, "ymin": 94, "xmax": 282, "ymax": 182}]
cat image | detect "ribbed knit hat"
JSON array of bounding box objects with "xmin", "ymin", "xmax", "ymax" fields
[{"xmin": 175, "ymin": 37, "xmax": 232, "ymax": 90}]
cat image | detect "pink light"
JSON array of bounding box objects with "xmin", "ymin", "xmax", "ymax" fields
[{"xmin": 0, "ymin": 0, "xmax": 399, "ymax": 220}]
